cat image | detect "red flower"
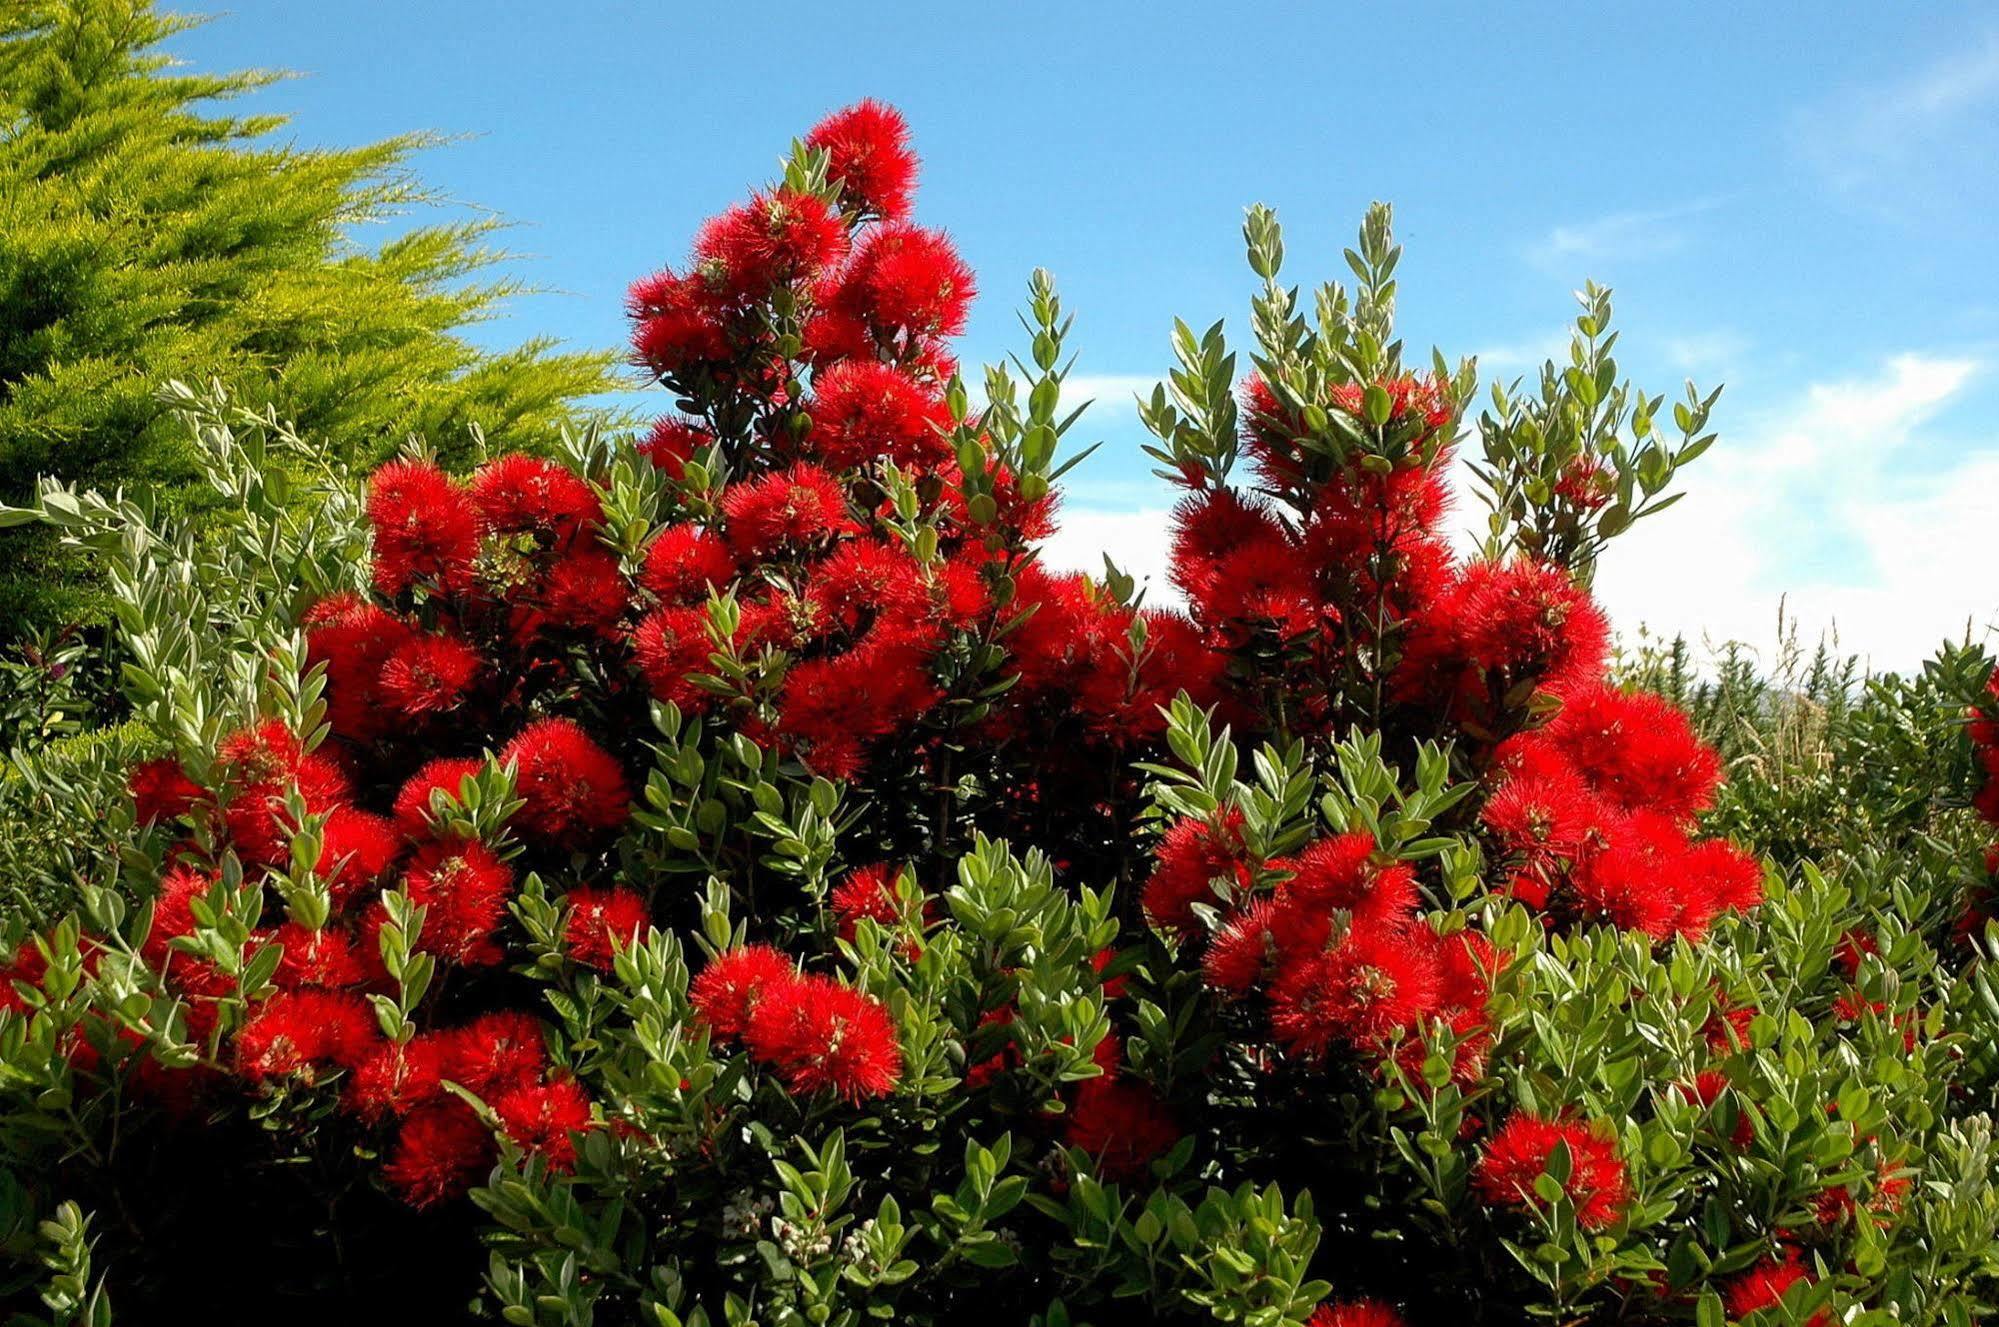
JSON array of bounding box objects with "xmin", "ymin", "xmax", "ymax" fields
[
  {"xmin": 305, "ymin": 593, "xmax": 414, "ymax": 740},
  {"xmin": 695, "ymin": 188, "xmax": 849, "ymax": 297},
  {"xmin": 830, "ymin": 863, "xmax": 902, "ymax": 940},
  {"xmin": 1142, "ymin": 810, "xmax": 1252, "ymax": 936},
  {"xmin": 690, "ymin": 945, "xmax": 799, "ymax": 1042},
  {"xmin": 235, "ymin": 990, "xmax": 377, "ymax": 1082},
  {"xmin": 314, "ymin": 807, "xmax": 403, "ymax": 906},
  {"xmin": 1308, "ymin": 1302, "xmax": 1407, "ymax": 1327},
  {"xmin": 500, "ymin": 718, "xmax": 630, "ymax": 848},
  {"xmin": 537, "ymin": 548, "xmax": 630, "ymax": 634},
  {"xmin": 367, "ymin": 458, "xmax": 480, "ymax": 598},
  {"xmin": 719, "ymin": 462, "xmax": 857, "ymax": 558},
  {"xmin": 129, "ymin": 758, "xmax": 202, "ymax": 825},
  {"xmin": 841, "ymin": 222, "xmax": 976, "ymax": 340},
  {"xmin": 1520, "ymin": 684, "xmax": 1722, "ymax": 823},
  {"xmin": 378, "ymin": 634, "xmax": 482, "ymax": 716},
  {"xmin": 805, "ymin": 99, "xmax": 919, "ymax": 221},
  {"xmin": 266, "ymin": 922, "xmax": 365, "ymax": 990},
  {"xmin": 628, "ymin": 269, "xmax": 730, "ymax": 376},
  {"xmin": 494, "ymin": 1075, "xmax": 594, "ymax": 1172},
  {"xmin": 633, "ymin": 605, "xmax": 719, "ymax": 710},
  {"xmin": 642, "ymin": 524, "xmax": 736, "ymax": 605},
  {"xmin": 638, "ymin": 416, "xmax": 714, "ymax": 479},
  {"xmin": 1723, "ymin": 1255, "xmax": 1827, "ymax": 1326},
  {"xmin": 561, "ymin": 887, "xmax": 650, "ymax": 970},
  {"xmin": 1473, "ymin": 1111, "xmax": 1629, "ymax": 1230},
  {"xmin": 471, "ymin": 454, "xmax": 602, "ymax": 548},
  {"xmin": 743, "ymin": 974, "xmax": 902, "ymax": 1100},
  {"xmin": 1063, "ymin": 1075, "xmax": 1180, "ymax": 1182},
  {"xmin": 1269, "ymin": 924, "xmax": 1444, "ymax": 1056},
  {"xmin": 446, "ymin": 1011, "xmax": 548, "ymax": 1097},
  {"xmin": 391, "ymin": 757, "xmax": 488, "ymax": 836},
  {"xmin": 807, "ymin": 360, "xmax": 949, "ymax": 470},
  {"xmin": 346, "ymin": 1034, "xmax": 449, "ymax": 1123},
  {"xmin": 1281, "ymin": 833, "xmax": 1418, "ymax": 928},
  {"xmin": 385, "ymin": 1100, "xmax": 494, "ymax": 1209},
  {"xmin": 403, "ymin": 840, "xmax": 513, "ymax": 966}
]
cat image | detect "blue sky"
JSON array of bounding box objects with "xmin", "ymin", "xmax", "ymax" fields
[{"xmin": 167, "ymin": 2, "xmax": 1999, "ymax": 670}]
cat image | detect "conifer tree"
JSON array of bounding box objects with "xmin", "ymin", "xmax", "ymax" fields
[{"xmin": 0, "ymin": 0, "xmax": 625, "ymax": 633}]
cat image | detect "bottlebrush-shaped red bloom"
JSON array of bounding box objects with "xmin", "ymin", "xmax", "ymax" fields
[
  {"xmin": 378, "ymin": 633, "xmax": 482, "ymax": 716},
  {"xmin": 403, "ymin": 840, "xmax": 513, "ymax": 966},
  {"xmin": 265, "ymin": 922, "xmax": 365, "ymax": 990},
  {"xmin": 561, "ymin": 887, "xmax": 651, "ymax": 970},
  {"xmin": 633, "ymin": 605, "xmax": 719, "ymax": 710},
  {"xmin": 742, "ymin": 974, "xmax": 902, "ymax": 1100},
  {"xmin": 690, "ymin": 944, "xmax": 799, "ymax": 1041},
  {"xmin": 1510, "ymin": 684, "xmax": 1722, "ymax": 823},
  {"xmin": 695, "ymin": 188, "xmax": 849, "ymax": 298},
  {"xmin": 1269, "ymin": 924, "xmax": 1444, "ymax": 1057},
  {"xmin": 367, "ymin": 458, "xmax": 480, "ymax": 598},
  {"xmin": 471, "ymin": 453, "xmax": 603, "ymax": 548},
  {"xmin": 346, "ymin": 1034, "xmax": 449, "ymax": 1123},
  {"xmin": 1142, "ymin": 810, "xmax": 1253, "ymax": 935},
  {"xmin": 234, "ymin": 990, "xmax": 377, "ymax": 1082},
  {"xmin": 385, "ymin": 1100, "xmax": 495, "ymax": 1209},
  {"xmin": 807, "ymin": 359, "xmax": 949, "ymax": 471},
  {"xmin": 839, "ymin": 222, "xmax": 976, "ymax": 341},
  {"xmin": 638, "ymin": 416, "xmax": 714, "ymax": 480},
  {"xmin": 314, "ymin": 807, "xmax": 403, "ymax": 906},
  {"xmin": 1723, "ymin": 1255, "xmax": 1828, "ymax": 1326},
  {"xmin": 628, "ymin": 269, "xmax": 731, "ymax": 377},
  {"xmin": 1308, "ymin": 1302, "xmax": 1407, "ymax": 1327},
  {"xmin": 493, "ymin": 1075, "xmax": 594, "ymax": 1172},
  {"xmin": 128, "ymin": 758, "xmax": 201, "ymax": 825},
  {"xmin": 831, "ymin": 862, "xmax": 902, "ymax": 940},
  {"xmin": 446, "ymin": 1011, "xmax": 548, "ymax": 1097},
  {"xmin": 1280, "ymin": 833, "xmax": 1417, "ymax": 928},
  {"xmin": 1063, "ymin": 1074, "xmax": 1180, "ymax": 1182},
  {"xmin": 304, "ymin": 593, "xmax": 414, "ymax": 740},
  {"xmin": 500, "ymin": 718, "xmax": 630, "ymax": 848},
  {"xmin": 719, "ymin": 463, "xmax": 857, "ymax": 558},
  {"xmin": 391, "ymin": 757, "xmax": 487, "ymax": 835},
  {"xmin": 642, "ymin": 524, "xmax": 736, "ymax": 605},
  {"xmin": 805, "ymin": 99, "xmax": 919, "ymax": 221},
  {"xmin": 537, "ymin": 548, "xmax": 630, "ymax": 635},
  {"xmin": 1473, "ymin": 1110, "xmax": 1630, "ymax": 1230}
]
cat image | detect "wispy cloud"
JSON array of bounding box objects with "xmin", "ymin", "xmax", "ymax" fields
[
  {"xmin": 1530, "ymin": 199, "xmax": 1720, "ymax": 268},
  {"xmin": 1792, "ymin": 30, "xmax": 1999, "ymax": 213},
  {"xmin": 1594, "ymin": 352, "xmax": 1994, "ymax": 670}
]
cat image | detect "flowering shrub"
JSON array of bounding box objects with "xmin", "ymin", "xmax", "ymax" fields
[{"xmin": 6, "ymin": 103, "xmax": 1999, "ymax": 1327}]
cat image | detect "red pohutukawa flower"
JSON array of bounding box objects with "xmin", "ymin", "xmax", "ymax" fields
[
  {"xmin": 742, "ymin": 974, "xmax": 903, "ymax": 1101},
  {"xmin": 493, "ymin": 1075, "xmax": 594, "ymax": 1172},
  {"xmin": 1063, "ymin": 1073, "xmax": 1180, "ymax": 1182},
  {"xmin": 1724, "ymin": 1255, "xmax": 1829, "ymax": 1327},
  {"xmin": 561, "ymin": 887, "xmax": 651, "ymax": 970},
  {"xmin": 805, "ymin": 98, "xmax": 919, "ymax": 221},
  {"xmin": 367, "ymin": 458, "xmax": 480, "ymax": 598},
  {"xmin": 471, "ymin": 454, "xmax": 603, "ymax": 548},
  {"xmin": 1308, "ymin": 1302, "xmax": 1408, "ymax": 1327},
  {"xmin": 1473, "ymin": 1110, "xmax": 1630, "ymax": 1230},
  {"xmin": 690, "ymin": 946, "xmax": 900, "ymax": 1100},
  {"xmin": 500, "ymin": 719, "xmax": 631, "ymax": 848},
  {"xmin": 385, "ymin": 1100, "xmax": 495, "ymax": 1209}
]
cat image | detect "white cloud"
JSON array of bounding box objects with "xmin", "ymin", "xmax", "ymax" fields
[
  {"xmin": 1593, "ymin": 352, "xmax": 1996, "ymax": 672},
  {"xmin": 1037, "ymin": 507, "xmax": 1183, "ymax": 608},
  {"xmin": 1793, "ymin": 30, "xmax": 1999, "ymax": 210},
  {"xmin": 1530, "ymin": 199, "xmax": 1719, "ymax": 268},
  {"xmin": 1043, "ymin": 353, "xmax": 1999, "ymax": 675}
]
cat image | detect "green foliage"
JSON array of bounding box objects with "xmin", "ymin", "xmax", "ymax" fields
[{"xmin": 0, "ymin": 0, "xmax": 626, "ymax": 634}]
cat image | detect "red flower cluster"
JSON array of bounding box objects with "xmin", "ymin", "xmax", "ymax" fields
[
  {"xmin": 1472, "ymin": 1110, "xmax": 1631, "ymax": 1230},
  {"xmin": 1483, "ymin": 684, "xmax": 1763, "ymax": 940},
  {"xmin": 1145, "ymin": 815, "xmax": 1496, "ymax": 1089},
  {"xmin": 690, "ymin": 946, "xmax": 902, "ymax": 1101}
]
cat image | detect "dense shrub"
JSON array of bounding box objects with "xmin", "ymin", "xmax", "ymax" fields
[{"xmin": 4, "ymin": 103, "xmax": 1999, "ymax": 1327}]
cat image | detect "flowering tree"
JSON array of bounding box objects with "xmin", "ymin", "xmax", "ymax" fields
[{"xmin": 6, "ymin": 103, "xmax": 1999, "ymax": 1327}]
